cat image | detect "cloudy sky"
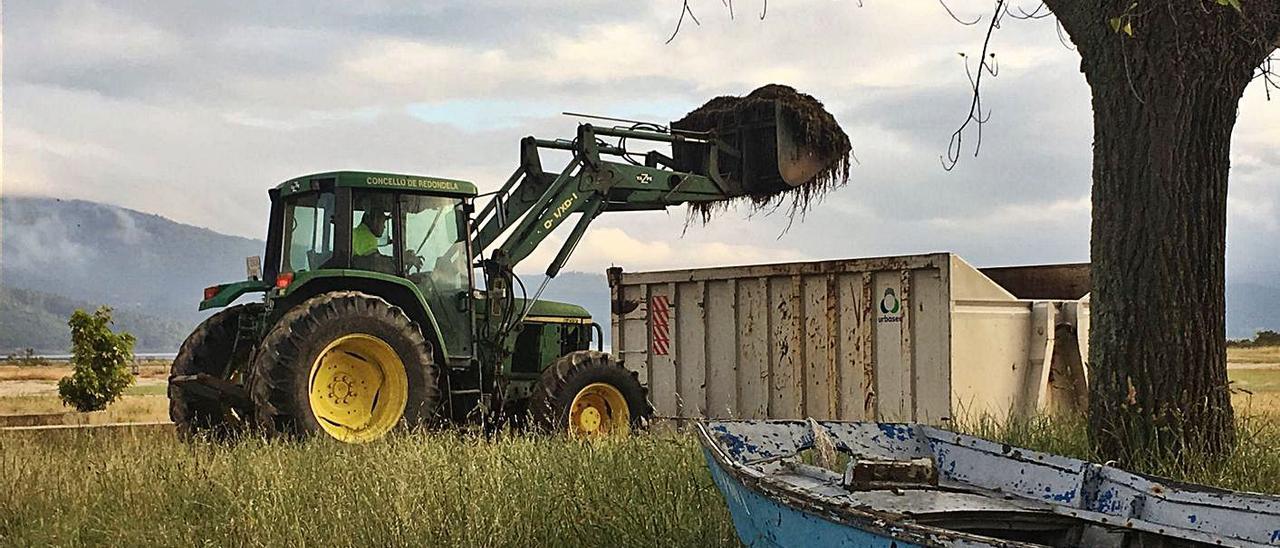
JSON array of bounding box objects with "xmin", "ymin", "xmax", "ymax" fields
[{"xmin": 4, "ymin": 1, "xmax": 1279, "ymax": 279}]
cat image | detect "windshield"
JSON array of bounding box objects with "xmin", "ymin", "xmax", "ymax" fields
[
  {"xmin": 281, "ymin": 191, "xmax": 336, "ymax": 273},
  {"xmin": 401, "ymin": 194, "xmax": 468, "ymax": 292}
]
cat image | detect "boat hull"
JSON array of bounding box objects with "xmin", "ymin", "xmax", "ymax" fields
[{"xmin": 704, "ymin": 447, "xmax": 934, "ymax": 548}]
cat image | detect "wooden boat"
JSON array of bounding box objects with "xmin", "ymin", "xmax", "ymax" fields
[{"xmin": 697, "ymin": 420, "xmax": 1280, "ymax": 547}]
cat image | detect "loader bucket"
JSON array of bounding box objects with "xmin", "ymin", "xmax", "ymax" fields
[{"xmin": 670, "ymin": 85, "xmax": 851, "ymax": 212}]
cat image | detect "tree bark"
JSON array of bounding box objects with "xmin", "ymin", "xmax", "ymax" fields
[
  {"xmin": 1041, "ymin": 0, "xmax": 1280, "ymax": 462},
  {"xmin": 1086, "ymin": 61, "xmax": 1244, "ymax": 463}
]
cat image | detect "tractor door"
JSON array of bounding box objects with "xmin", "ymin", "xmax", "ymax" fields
[{"xmin": 398, "ymin": 193, "xmax": 474, "ymax": 357}]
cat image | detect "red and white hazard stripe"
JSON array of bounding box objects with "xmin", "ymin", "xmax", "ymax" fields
[{"xmin": 650, "ymin": 295, "xmax": 671, "ymax": 356}]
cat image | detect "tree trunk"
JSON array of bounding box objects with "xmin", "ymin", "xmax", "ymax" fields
[{"xmin": 1076, "ymin": 19, "xmax": 1260, "ymax": 464}]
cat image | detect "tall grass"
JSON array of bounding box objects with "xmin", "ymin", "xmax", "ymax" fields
[
  {"xmin": 0, "ymin": 429, "xmax": 737, "ymax": 547},
  {"xmin": 959, "ymin": 412, "xmax": 1280, "ymax": 494},
  {"xmin": 2, "ymin": 416, "xmax": 1277, "ymax": 547}
]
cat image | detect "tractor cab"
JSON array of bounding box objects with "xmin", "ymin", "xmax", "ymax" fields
[
  {"xmin": 252, "ymin": 171, "xmax": 482, "ymax": 360},
  {"xmin": 267, "ymin": 170, "xmax": 476, "ymax": 284}
]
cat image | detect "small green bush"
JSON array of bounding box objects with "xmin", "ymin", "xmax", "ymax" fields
[{"xmin": 57, "ymin": 307, "xmax": 136, "ymax": 412}]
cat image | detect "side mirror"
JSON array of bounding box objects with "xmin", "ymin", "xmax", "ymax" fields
[{"xmin": 246, "ymin": 256, "xmax": 263, "ymax": 281}]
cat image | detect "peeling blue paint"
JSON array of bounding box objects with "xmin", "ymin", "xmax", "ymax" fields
[
  {"xmin": 1089, "ymin": 487, "xmax": 1125, "ymax": 514},
  {"xmin": 878, "ymin": 424, "xmax": 913, "ymax": 441},
  {"xmin": 711, "ymin": 425, "xmax": 762, "ymax": 461},
  {"xmin": 1048, "ymin": 488, "xmax": 1076, "ymax": 503}
]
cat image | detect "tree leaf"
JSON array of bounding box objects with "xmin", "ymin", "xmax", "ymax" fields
[
  {"xmin": 1123, "ymin": 21, "xmax": 1134, "ymax": 37},
  {"xmin": 1109, "ymin": 16, "xmax": 1122, "ymax": 32}
]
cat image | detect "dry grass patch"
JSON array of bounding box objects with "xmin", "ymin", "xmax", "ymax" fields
[
  {"xmin": 0, "ymin": 395, "xmax": 169, "ymax": 424},
  {"xmin": 0, "ymin": 362, "xmax": 170, "ymax": 382},
  {"xmin": 1227, "ymin": 346, "xmax": 1280, "ymax": 366},
  {"xmin": 1229, "ymin": 364, "xmax": 1280, "ymax": 416}
]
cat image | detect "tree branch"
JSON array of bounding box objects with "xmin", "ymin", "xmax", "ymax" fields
[
  {"xmin": 666, "ymin": 0, "xmax": 702, "ymax": 44},
  {"xmin": 941, "ymin": 0, "xmax": 1006, "ymax": 171}
]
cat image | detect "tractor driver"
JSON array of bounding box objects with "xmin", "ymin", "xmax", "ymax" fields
[
  {"xmin": 352, "ymin": 204, "xmax": 401, "ymax": 274},
  {"xmin": 353, "ymin": 205, "xmax": 388, "ymax": 258},
  {"xmin": 352, "ymin": 203, "xmax": 425, "ymax": 274}
]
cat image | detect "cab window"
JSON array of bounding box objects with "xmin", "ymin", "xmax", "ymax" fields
[
  {"xmin": 400, "ymin": 194, "xmax": 467, "ymax": 292},
  {"xmin": 281, "ymin": 191, "xmax": 336, "ymax": 273},
  {"xmin": 351, "ymin": 190, "xmax": 398, "ymax": 275}
]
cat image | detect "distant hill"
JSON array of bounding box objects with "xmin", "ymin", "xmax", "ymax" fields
[
  {"xmin": 0, "ymin": 196, "xmax": 615, "ymax": 352},
  {"xmin": 0, "ymin": 286, "xmax": 190, "ymax": 353},
  {"xmin": 2, "ymin": 196, "xmax": 263, "ymax": 352}
]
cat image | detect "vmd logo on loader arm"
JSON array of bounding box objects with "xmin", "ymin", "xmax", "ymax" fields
[{"xmin": 878, "ymin": 288, "xmax": 903, "ymax": 323}]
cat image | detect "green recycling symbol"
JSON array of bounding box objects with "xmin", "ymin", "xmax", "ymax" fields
[{"xmin": 879, "ymin": 288, "xmax": 901, "ymax": 315}]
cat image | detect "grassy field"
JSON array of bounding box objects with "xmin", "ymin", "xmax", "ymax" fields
[
  {"xmin": 0, "ymin": 429, "xmax": 738, "ymax": 547},
  {"xmin": 0, "ymin": 363, "xmax": 170, "ymax": 423},
  {"xmin": 0, "ymin": 394, "xmax": 169, "ymax": 424},
  {"xmin": 1, "ymin": 416, "xmax": 1278, "ymax": 547},
  {"xmin": 1227, "ymin": 345, "xmax": 1280, "ymax": 365},
  {"xmin": 0, "ymin": 353, "xmax": 1277, "ymax": 546},
  {"xmin": 0, "ymin": 362, "xmax": 170, "ymax": 381}
]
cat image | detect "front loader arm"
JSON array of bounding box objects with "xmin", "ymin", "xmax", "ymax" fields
[{"xmin": 472, "ymin": 123, "xmax": 728, "ymax": 279}]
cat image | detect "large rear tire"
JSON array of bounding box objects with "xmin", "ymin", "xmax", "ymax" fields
[
  {"xmin": 169, "ymin": 304, "xmax": 258, "ymax": 439},
  {"xmin": 528, "ymin": 351, "xmax": 651, "ymax": 438},
  {"xmin": 250, "ymin": 291, "xmax": 440, "ymax": 443}
]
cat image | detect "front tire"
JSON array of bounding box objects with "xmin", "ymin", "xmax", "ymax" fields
[
  {"xmin": 528, "ymin": 351, "xmax": 651, "ymax": 437},
  {"xmin": 250, "ymin": 291, "xmax": 439, "ymax": 443},
  {"xmin": 169, "ymin": 304, "xmax": 258, "ymax": 439}
]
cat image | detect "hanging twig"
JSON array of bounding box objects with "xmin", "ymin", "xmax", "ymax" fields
[
  {"xmin": 941, "ymin": 0, "xmax": 1006, "ymax": 171},
  {"xmin": 939, "ymin": 0, "xmax": 981, "ymax": 25},
  {"xmin": 666, "ymin": 0, "xmax": 703, "ymax": 44}
]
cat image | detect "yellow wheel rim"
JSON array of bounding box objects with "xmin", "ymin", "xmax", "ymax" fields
[
  {"xmin": 308, "ymin": 334, "xmax": 408, "ymax": 443},
  {"xmin": 568, "ymin": 383, "xmax": 630, "ymax": 438}
]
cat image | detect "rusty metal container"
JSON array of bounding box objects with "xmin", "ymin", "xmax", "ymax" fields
[{"xmin": 606, "ymin": 253, "xmax": 1091, "ymax": 424}]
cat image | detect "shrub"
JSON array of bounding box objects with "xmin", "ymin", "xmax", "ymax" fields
[
  {"xmin": 1254, "ymin": 330, "xmax": 1280, "ymax": 347},
  {"xmin": 57, "ymin": 307, "xmax": 136, "ymax": 412}
]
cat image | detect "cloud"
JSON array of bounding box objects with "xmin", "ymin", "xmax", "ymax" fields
[
  {"xmin": 520, "ymin": 226, "xmax": 808, "ymax": 275},
  {"xmin": 4, "ymin": 0, "xmax": 1279, "ymax": 283}
]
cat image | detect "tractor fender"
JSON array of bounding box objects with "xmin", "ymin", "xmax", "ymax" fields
[
  {"xmin": 199, "ymin": 280, "xmax": 272, "ymax": 311},
  {"xmin": 273, "ymin": 270, "xmax": 453, "ymax": 360}
]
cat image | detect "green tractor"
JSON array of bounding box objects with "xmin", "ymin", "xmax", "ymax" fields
[{"xmin": 170, "ymin": 107, "xmax": 841, "ymax": 443}]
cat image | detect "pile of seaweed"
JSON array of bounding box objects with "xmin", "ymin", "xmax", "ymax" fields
[{"xmin": 673, "ymin": 84, "xmax": 852, "ymax": 223}]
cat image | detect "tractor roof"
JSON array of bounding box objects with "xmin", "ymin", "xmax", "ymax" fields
[{"xmin": 277, "ymin": 171, "xmax": 478, "ymax": 198}]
